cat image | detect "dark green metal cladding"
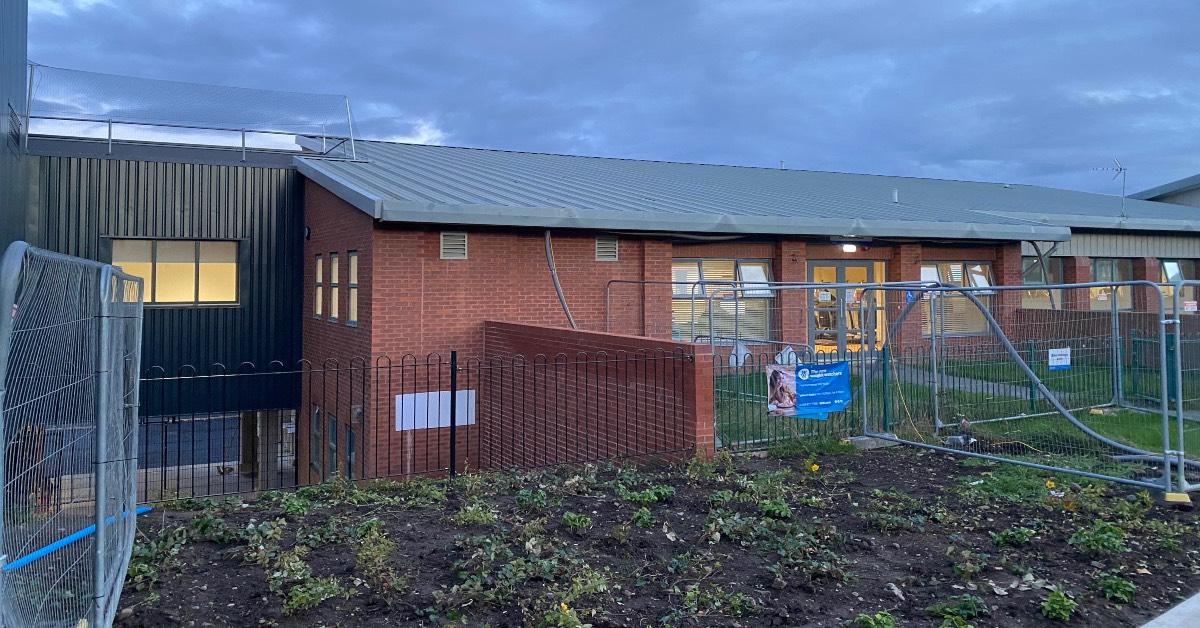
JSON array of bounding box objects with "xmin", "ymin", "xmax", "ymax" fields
[
  {"xmin": 0, "ymin": 0, "xmax": 29, "ymax": 248},
  {"xmin": 28, "ymin": 154, "xmax": 303, "ymax": 410}
]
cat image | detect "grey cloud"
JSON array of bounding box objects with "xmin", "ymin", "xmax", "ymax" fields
[{"xmin": 27, "ymin": 0, "xmax": 1200, "ymax": 194}]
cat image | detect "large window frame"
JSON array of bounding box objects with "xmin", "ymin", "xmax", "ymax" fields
[
  {"xmin": 1021, "ymin": 256, "xmax": 1063, "ymax": 310},
  {"xmin": 1090, "ymin": 258, "xmax": 1133, "ymax": 311},
  {"xmin": 920, "ymin": 261, "xmax": 994, "ymax": 336},
  {"xmin": 1161, "ymin": 259, "xmax": 1198, "ymax": 308},
  {"xmin": 110, "ymin": 238, "xmax": 239, "ymax": 306},
  {"xmin": 670, "ymin": 258, "xmax": 773, "ymax": 343}
]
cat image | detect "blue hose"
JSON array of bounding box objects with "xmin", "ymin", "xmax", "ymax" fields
[{"xmin": 3, "ymin": 505, "xmax": 153, "ymax": 572}]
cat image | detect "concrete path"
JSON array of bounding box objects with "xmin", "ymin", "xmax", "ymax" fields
[{"xmin": 1143, "ymin": 590, "xmax": 1200, "ymax": 627}]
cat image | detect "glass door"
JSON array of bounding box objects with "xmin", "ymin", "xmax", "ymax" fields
[{"xmin": 808, "ymin": 262, "xmax": 886, "ymax": 353}]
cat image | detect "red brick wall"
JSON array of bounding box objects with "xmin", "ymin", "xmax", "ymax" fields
[{"xmin": 481, "ymin": 321, "xmax": 715, "ymax": 465}]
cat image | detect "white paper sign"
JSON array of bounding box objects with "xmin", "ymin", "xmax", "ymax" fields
[
  {"xmin": 395, "ymin": 390, "xmax": 477, "ymax": 431},
  {"xmin": 1185, "ymin": 300, "xmax": 1198, "ymax": 313},
  {"xmin": 1048, "ymin": 347, "xmax": 1071, "ymax": 371},
  {"xmin": 817, "ymin": 290, "xmax": 833, "ymax": 303}
]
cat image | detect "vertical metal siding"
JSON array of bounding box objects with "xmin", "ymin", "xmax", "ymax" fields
[
  {"xmin": 30, "ymin": 155, "xmax": 303, "ymax": 410},
  {"xmin": 0, "ymin": 0, "xmax": 28, "ymax": 248},
  {"xmin": 1021, "ymin": 232, "xmax": 1200, "ymax": 259}
]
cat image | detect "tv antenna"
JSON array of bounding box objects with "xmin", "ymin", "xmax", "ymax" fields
[{"xmin": 1094, "ymin": 159, "xmax": 1128, "ymax": 220}]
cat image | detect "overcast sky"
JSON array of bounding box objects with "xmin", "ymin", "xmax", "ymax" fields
[{"xmin": 26, "ymin": 0, "xmax": 1200, "ymax": 195}]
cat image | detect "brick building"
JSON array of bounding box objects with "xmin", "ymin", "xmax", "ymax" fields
[{"xmin": 291, "ymin": 140, "xmax": 1200, "ymax": 481}]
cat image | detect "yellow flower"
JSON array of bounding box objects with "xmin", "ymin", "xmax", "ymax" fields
[
  {"xmin": 560, "ymin": 602, "xmax": 570, "ymax": 613},
  {"xmin": 1045, "ymin": 479, "xmax": 1056, "ymax": 490},
  {"xmin": 809, "ymin": 463, "xmax": 820, "ymax": 473}
]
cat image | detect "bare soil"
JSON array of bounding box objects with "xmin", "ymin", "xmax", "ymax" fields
[{"xmin": 116, "ymin": 446, "xmax": 1200, "ymax": 627}]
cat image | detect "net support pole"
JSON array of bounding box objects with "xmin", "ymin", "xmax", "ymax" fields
[{"xmin": 345, "ymin": 97, "xmax": 357, "ymax": 160}]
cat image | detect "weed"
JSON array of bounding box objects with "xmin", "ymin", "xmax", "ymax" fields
[
  {"xmin": 188, "ymin": 510, "xmax": 237, "ymax": 543},
  {"xmin": 395, "ymin": 477, "xmax": 448, "ymax": 506},
  {"xmin": 1094, "ymin": 572, "xmax": 1136, "ymax": 603},
  {"xmin": 541, "ymin": 602, "xmax": 590, "ymax": 628},
  {"xmin": 452, "ymin": 499, "xmax": 497, "ymax": 526},
  {"xmin": 938, "ymin": 618, "xmax": 974, "ymax": 628},
  {"xmin": 609, "ymin": 522, "xmax": 631, "ymax": 545},
  {"xmin": 947, "ymin": 548, "xmax": 989, "ymax": 582},
  {"xmin": 926, "ymin": 594, "xmax": 989, "ymax": 621},
  {"xmin": 758, "ymin": 498, "xmax": 792, "ymax": 520},
  {"xmin": 242, "ymin": 518, "xmax": 287, "ymax": 567},
  {"xmin": 1040, "ymin": 587, "xmax": 1077, "ymax": 622},
  {"xmin": 734, "ymin": 469, "xmax": 793, "ymax": 501},
  {"xmin": 630, "ymin": 507, "xmax": 654, "ymax": 529},
  {"xmin": 679, "ymin": 582, "xmax": 757, "ymax": 618},
  {"xmin": 161, "ymin": 496, "xmax": 217, "ymax": 511},
  {"xmin": 561, "ymin": 511, "xmax": 593, "ymax": 534},
  {"xmin": 616, "ymin": 483, "xmax": 675, "ymax": 505},
  {"xmin": 990, "ymin": 526, "xmax": 1035, "ymax": 548},
  {"xmin": 869, "ymin": 488, "xmax": 923, "ymax": 514},
  {"xmin": 859, "ymin": 511, "xmax": 923, "ymax": 534},
  {"xmin": 1068, "ymin": 520, "xmax": 1127, "ymax": 556},
  {"xmin": 516, "ymin": 488, "xmax": 549, "ymax": 512},
  {"xmin": 704, "ymin": 508, "xmax": 756, "ymax": 545},
  {"xmin": 708, "ymin": 489, "xmax": 734, "ymax": 505},
  {"xmin": 125, "ymin": 526, "xmax": 189, "ymax": 591},
  {"xmin": 850, "ymin": 611, "xmax": 897, "ymax": 628},
  {"xmin": 279, "ymin": 493, "xmax": 313, "ymax": 516},
  {"xmin": 355, "ymin": 525, "xmax": 407, "ymax": 604},
  {"xmin": 267, "ymin": 546, "xmax": 312, "ymax": 594},
  {"xmin": 282, "ymin": 576, "xmax": 348, "ymax": 615}
]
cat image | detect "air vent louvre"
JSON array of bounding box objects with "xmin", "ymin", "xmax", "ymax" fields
[
  {"xmin": 595, "ymin": 236, "xmax": 619, "ymax": 261},
  {"xmin": 440, "ymin": 232, "xmax": 468, "ymax": 260}
]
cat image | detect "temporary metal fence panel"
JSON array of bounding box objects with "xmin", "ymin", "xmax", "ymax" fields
[
  {"xmin": 136, "ymin": 349, "xmax": 693, "ymax": 502},
  {"xmin": 0, "ymin": 242, "xmax": 144, "ymax": 628},
  {"xmin": 1169, "ymin": 281, "xmax": 1200, "ymax": 492},
  {"xmin": 860, "ymin": 281, "xmax": 1190, "ymax": 493}
]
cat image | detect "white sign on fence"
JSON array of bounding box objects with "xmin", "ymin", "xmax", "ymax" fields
[
  {"xmin": 395, "ymin": 390, "xmax": 477, "ymax": 431},
  {"xmin": 1048, "ymin": 347, "xmax": 1071, "ymax": 371},
  {"xmin": 1185, "ymin": 300, "xmax": 1198, "ymax": 313}
]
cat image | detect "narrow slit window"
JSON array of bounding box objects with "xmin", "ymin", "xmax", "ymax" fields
[
  {"xmin": 314, "ymin": 255, "xmax": 323, "ymax": 319},
  {"xmin": 329, "ymin": 253, "xmax": 339, "ymax": 322},
  {"xmin": 347, "ymin": 251, "xmax": 359, "ymax": 326}
]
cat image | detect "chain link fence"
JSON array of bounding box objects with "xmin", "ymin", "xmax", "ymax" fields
[{"xmin": 0, "ymin": 242, "xmax": 144, "ymax": 627}]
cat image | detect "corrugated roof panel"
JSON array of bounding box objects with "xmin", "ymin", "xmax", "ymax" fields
[{"xmin": 293, "ymin": 141, "xmax": 1200, "ymax": 241}]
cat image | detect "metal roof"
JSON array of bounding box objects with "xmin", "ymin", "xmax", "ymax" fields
[
  {"xmin": 295, "ymin": 141, "xmax": 1195, "ymax": 242},
  {"xmin": 1129, "ymin": 173, "xmax": 1200, "ymax": 201}
]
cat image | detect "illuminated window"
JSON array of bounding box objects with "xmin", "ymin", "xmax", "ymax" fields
[
  {"xmin": 329, "ymin": 253, "xmax": 340, "ymax": 322},
  {"xmin": 111, "ymin": 239, "xmax": 238, "ymax": 305},
  {"xmin": 920, "ymin": 262, "xmax": 994, "ymax": 335},
  {"xmin": 670, "ymin": 259, "xmax": 772, "ymax": 342},
  {"xmin": 1090, "ymin": 258, "xmax": 1133, "ymax": 311},
  {"xmin": 347, "ymin": 251, "xmax": 359, "ymax": 327},
  {"xmin": 1021, "ymin": 256, "xmax": 1062, "ymax": 310},
  {"xmin": 1160, "ymin": 259, "xmax": 1198, "ymax": 308},
  {"xmin": 314, "ymin": 255, "xmax": 323, "ymax": 318}
]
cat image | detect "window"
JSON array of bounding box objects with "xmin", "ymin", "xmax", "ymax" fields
[
  {"xmin": 329, "ymin": 253, "xmax": 340, "ymax": 322},
  {"xmin": 671, "ymin": 259, "xmax": 772, "ymax": 342},
  {"xmin": 1161, "ymin": 259, "xmax": 1198, "ymax": 307},
  {"xmin": 920, "ymin": 262, "xmax": 993, "ymax": 335},
  {"xmin": 1021, "ymin": 256, "xmax": 1063, "ymax": 309},
  {"xmin": 327, "ymin": 415, "xmax": 338, "ymax": 476},
  {"xmin": 309, "ymin": 407, "xmax": 321, "ymax": 475},
  {"xmin": 347, "ymin": 252, "xmax": 359, "ymax": 326},
  {"xmin": 111, "ymin": 239, "xmax": 237, "ymax": 305},
  {"xmin": 314, "ymin": 255, "xmax": 323, "ymax": 319},
  {"xmin": 1090, "ymin": 258, "xmax": 1133, "ymax": 310}
]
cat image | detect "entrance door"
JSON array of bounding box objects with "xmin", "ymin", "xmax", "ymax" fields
[{"xmin": 808, "ymin": 261, "xmax": 885, "ymax": 353}]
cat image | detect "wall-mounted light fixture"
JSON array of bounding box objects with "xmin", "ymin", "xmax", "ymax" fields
[{"xmin": 840, "ymin": 243, "xmax": 858, "ymax": 253}]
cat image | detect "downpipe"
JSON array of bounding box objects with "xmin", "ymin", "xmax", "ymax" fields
[{"xmin": 544, "ymin": 230, "xmax": 577, "ymax": 329}]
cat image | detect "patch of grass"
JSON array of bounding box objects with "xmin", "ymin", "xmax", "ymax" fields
[
  {"xmin": 125, "ymin": 526, "xmax": 189, "ymax": 591},
  {"xmin": 767, "ymin": 437, "xmax": 855, "ymax": 458},
  {"xmin": 859, "ymin": 511, "xmax": 924, "ymax": 534},
  {"xmin": 283, "ymin": 576, "xmax": 348, "ymax": 615},
  {"xmin": 616, "ymin": 483, "xmax": 675, "ymax": 505},
  {"xmin": 1040, "ymin": 587, "xmax": 1078, "ymax": 622}
]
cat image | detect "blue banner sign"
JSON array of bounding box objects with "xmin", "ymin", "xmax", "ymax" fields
[{"xmin": 766, "ymin": 361, "xmax": 852, "ymax": 421}]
